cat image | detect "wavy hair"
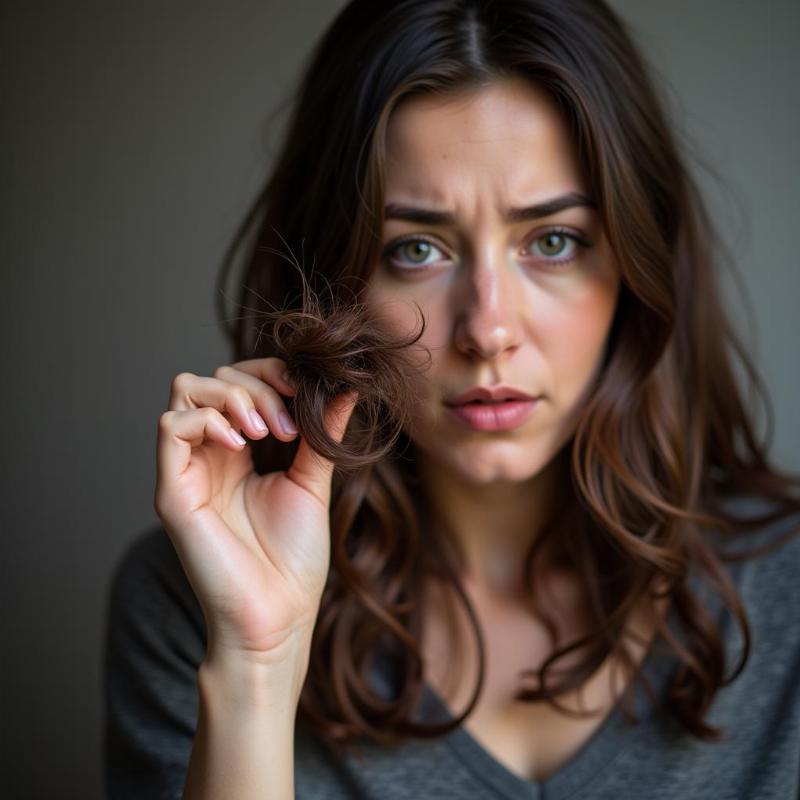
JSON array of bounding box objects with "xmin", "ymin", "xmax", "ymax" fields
[{"xmin": 216, "ymin": 0, "xmax": 800, "ymax": 751}]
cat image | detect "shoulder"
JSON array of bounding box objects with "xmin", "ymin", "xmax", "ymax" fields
[
  {"xmin": 739, "ymin": 508, "xmax": 800, "ymax": 622},
  {"xmin": 711, "ymin": 495, "xmax": 800, "ymax": 646},
  {"xmin": 714, "ymin": 493, "xmax": 800, "ymax": 577}
]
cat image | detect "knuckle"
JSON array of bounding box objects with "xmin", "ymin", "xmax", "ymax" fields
[
  {"xmin": 213, "ymin": 364, "xmax": 232, "ymax": 380},
  {"xmin": 158, "ymin": 410, "xmax": 176, "ymax": 432},
  {"xmin": 260, "ymin": 387, "xmax": 281, "ymax": 410},
  {"xmin": 201, "ymin": 407, "xmax": 221, "ymax": 424},
  {"xmin": 171, "ymin": 371, "xmax": 195, "ymax": 393},
  {"xmin": 227, "ymin": 384, "xmax": 252, "ymax": 408}
]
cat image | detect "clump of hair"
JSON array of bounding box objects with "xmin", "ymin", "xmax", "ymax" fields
[{"xmin": 236, "ymin": 230, "xmax": 431, "ymax": 473}]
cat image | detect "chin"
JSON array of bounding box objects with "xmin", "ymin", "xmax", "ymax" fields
[{"xmin": 419, "ymin": 436, "xmax": 561, "ymax": 487}]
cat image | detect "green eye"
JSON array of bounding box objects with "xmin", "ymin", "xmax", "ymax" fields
[
  {"xmin": 401, "ymin": 240, "xmax": 435, "ymax": 263},
  {"xmin": 526, "ymin": 227, "xmax": 591, "ymax": 269},
  {"xmin": 382, "ymin": 228, "xmax": 591, "ymax": 274},
  {"xmin": 537, "ymin": 233, "xmax": 569, "ymax": 257},
  {"xmin": 384, "ymin": 236, "xmax": 445, "ymax": 270}
]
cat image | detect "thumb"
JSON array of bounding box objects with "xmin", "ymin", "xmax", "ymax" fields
[{"xmin": 287, "ymin": 389, "xmax": 359, "ymax": 507}]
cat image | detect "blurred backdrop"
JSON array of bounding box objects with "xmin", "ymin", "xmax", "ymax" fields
[{"xmin": 2, "ymin": 1, "xmax": 798, "ymax": 797}]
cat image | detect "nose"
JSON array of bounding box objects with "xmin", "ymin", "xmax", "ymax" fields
[{"xmin": 452, "ymin": 247, "xmax": 524, "ymax": 361}]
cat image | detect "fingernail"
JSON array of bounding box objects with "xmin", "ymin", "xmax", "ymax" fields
[
  {"xmin": 278, "ymin": 411, "xmax": 298, "ymax": 435},
  {"xmin": 281, "ymin": 370, "xmax": 295, "ymax": 389},
  {"xmin": 249, "ymin": 409, "xmax": 268, "ymax": 432},
  {"xmin": 229, "ymin": 428, "xmax": 246, "ymax": 446}
]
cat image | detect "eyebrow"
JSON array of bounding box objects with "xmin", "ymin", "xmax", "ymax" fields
[{"xmin": 383, "ymin": 192, "xmax": 597, "ymax": 226}]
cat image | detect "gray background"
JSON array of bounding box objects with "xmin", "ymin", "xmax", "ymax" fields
[{"xmin": 1, "ymin": 1, "xmax": 797, "ymax": 797}]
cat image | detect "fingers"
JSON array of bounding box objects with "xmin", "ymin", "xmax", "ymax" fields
[
  {"xmin": 212, "ymin": 365, "xmax": 299, "ymax": 441},
  {"xmin": 228, "ymin": 357, "xmax": 297, "ymax": 398},
  {"xmin": 156, "ymin": 407, "xmax": 246, "ymax": 503},
  {"xmin": 287, "ymin": 390, "xmax": 360, "ymax": 508},
  {"xmin": 167, "ymin": 359, "xmax": 298, "ymax": 443},
  {"xmin": 160, "ymin": 356, "xmax": 360, "ymax": 510}
]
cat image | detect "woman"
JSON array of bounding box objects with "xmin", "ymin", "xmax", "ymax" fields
[{"xmin": 104, "ymin": 1, "xmax": 800, "ymax": 798}]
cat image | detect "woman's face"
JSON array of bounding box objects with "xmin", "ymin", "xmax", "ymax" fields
[{"xmin": 363, "ymin": 78, "xmax": 620, "ymax": 487}]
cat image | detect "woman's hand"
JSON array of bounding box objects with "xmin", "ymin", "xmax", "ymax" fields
[{"xmin": 154, "ymin": 357, "xmax": 358, "ymax": 667}]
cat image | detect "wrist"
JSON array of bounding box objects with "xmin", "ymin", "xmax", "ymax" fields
[{"xmin": 199, "ymin": 641, "xmax": 311, "ymax": 712}]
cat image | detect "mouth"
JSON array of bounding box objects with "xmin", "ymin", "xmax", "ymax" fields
[
  {"xmin": 453, "ymin": 398, "xmax": 519, "ymax": 405},
  {"xmin": 444, "ymin": 385, "xmax": 541, "ymax": 406},
  {"xmin": 444, "ymin": 396, "xmax": 542, "ymax": 432}
]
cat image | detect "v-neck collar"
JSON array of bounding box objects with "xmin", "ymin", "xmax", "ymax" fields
[
  {"xmin": 414, "ymin": 628, "xmax": 678, "ymax": 800},
  {"xmin": 409, "ymin": 544, "xmax": 753, "ymax": 800},
  {"xmin": 359, "ymin": 495, "xmax": 766, "ymax": 797}
]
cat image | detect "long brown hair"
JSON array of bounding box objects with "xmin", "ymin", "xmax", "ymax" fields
[{"xmin": 216, "ymin": 0, "xmax": 800, "ymax": 750}]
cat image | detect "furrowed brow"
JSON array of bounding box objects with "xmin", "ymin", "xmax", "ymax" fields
[{"xmin": 384, "ymin": 192, "xmax": 596, "ymax": 225}]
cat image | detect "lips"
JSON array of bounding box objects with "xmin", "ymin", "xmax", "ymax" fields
[
  {"xmin": 445, "ymin": 395, "xmax": 541, "ymax": 432},
  {"xmin": 444, "ymin": 385, "xmax": 540, "ymax": 406}
]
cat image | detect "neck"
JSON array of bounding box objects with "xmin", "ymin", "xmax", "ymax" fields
[{"xmin": 416, "ymin": 447, "xmax": 571, "ymax": 597}]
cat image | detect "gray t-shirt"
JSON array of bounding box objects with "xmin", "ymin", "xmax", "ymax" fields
[{"xmin": 103, "ymin": 497, "xmax": 800, "ymax": 799}]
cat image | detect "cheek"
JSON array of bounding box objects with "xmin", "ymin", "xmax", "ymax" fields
[{"xmin": 535, "ymin": 280, "xmax": 618, "ymax": 389}]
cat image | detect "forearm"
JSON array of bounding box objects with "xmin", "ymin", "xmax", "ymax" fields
[{"xmin": 183, "ymin": 650, "xmax": 309, "ymax": 800}]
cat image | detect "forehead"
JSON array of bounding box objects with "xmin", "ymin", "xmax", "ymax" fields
[{"xmin": 383, "ymin": 79, "xmax": 585, "ymax": 204}]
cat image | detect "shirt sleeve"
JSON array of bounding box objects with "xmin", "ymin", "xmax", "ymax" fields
[{"xmin": 102, "ymin": 527, "xmax": 207, "ymax": 800}]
